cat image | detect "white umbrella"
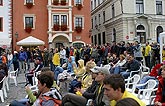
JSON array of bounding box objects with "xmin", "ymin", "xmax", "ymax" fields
[{"xmin": 17, "ymin": 36, "xmax": 45, "ymax": 46}]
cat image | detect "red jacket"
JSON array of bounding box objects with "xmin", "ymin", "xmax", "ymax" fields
[
  {"xmin": 149, "ymin": 63, "xmax": 162, "ymax": 80},
  {"xmin": 155, "ymin": 77, "xmax": 165, "ymax": 106}
]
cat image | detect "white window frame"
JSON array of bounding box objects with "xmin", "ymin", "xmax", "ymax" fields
[
  {"xmin": 74, "ymin": 15, "xmax": 84, "ymax": 29},
  {"xmin": 23, "ymin": 14, "xmax": 36, "ymax": 29},
  {"xmin": 24, "ymin": 0, "xmax": 35, "ymax": 5},
  {"xmin": 74, "ymin": 0, "xmax": 83, "ymax": 6},
  {"xmin": 52, "ymin": 14, "xmax": 68, "ymax": 27}
]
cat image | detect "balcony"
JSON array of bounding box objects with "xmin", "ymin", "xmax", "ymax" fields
[
  {"xmin": 61, "ymin": 24, "xmax": 67, "ymax": 31},
  {"xmin": 53, "ymin": 0, "xmax": 59, "ymax": 5},
  {"xmin": 26, "ymin": 3, "xmax": 33, "ymax": 8},
  {"xmin": 25, "ymin": 26, "xmax": 32, "ymax": 33},
  {"xmin": 61, "ymin": 0, "xmax": 66, "ymax": 5},
  {"xmin": 76, "ymin": 4, "xmax": 82, "ymax": 10},
  {"xmin": 75, "ymin": 26, "xmax": 82, "ymax": 33},
  {"xmin": 53, "ymin": 24, "xmax": 60, "ymax": 31}
]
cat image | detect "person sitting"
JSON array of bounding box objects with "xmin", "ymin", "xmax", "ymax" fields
[
  {"xmin": 25, "ymin": 57, "xmax": 43, "ymax": 85},
  {"xmin": 103, "ymin": 74, "xmax": 145, "ymax": 106},
  {"xmin": 154, "ymin": 65, "xmax": 165, "ymax": 106},
  {"xmin": 62, "ymin": 67, "xmax": 110, "ymax": 106},
  {"xmin": 10, "ymin": 70, "xmax": 62, "ymax": 106},
  {"xmin": 136, "ymin": 61, "xmax": 163, "ymax": 91},
  {"xmin": 120, "ymin": 53, "xmax": 140, "ymax": 79},
  {"xmin": 110, "ymin": 54, "xmax": 127, "ymax": 74}
]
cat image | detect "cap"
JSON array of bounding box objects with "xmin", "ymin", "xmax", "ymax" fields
[
  {"xmin": 90, "ymin": 66, "xmax": 100, "ymax": 73},
  {"xmin": 98, "ymin": 67, "xmax": 110, "ymax": 75}
]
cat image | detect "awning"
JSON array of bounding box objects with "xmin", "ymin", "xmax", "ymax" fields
[
  {"xmin": 16, "ymin": 36, "xmax": 45, "ymax": 46},
  {"xmin": 0, "ymin": 38, "xmax": 12, "ymax": 48}
]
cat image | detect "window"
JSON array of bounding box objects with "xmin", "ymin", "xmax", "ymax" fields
[
  {"xmin": 91, "ymin": 1, "xmax": 93, "ymax": 10},
  {"xmin": 53, "ymin": 15, "xmax": 59, "ymax": 25},
  {"xmin": 94, "ymin": 0, "xmax": 96, "ymax": 8},
  {"xmin": 25, "ymin": 17, "xmax": 33, "ymax": 28},
  {"xmin": 112, "ymin": 4, "xmax": 115, "ymax": 18},
  {"xmin": 91, "ymin": 19, "xmax": 93, "ymax": 29},
  {"xmin": 98, "ymin": 14, "xmax": 101, "ymax": 25},
  {"xmin": 136, "ymin": 0, "xmax": 144, "ymax": 14},
  {"xmin": 103, "ymin": 11, "xmax": 105, "ymax": 23},
  {"xmin": 61, "ymin": 15, "xmax": 67, "ymax": 25},
  {"xmin": 0, "ymin": 0, "xmax": 3, "ymax": 5},
  {"xmin": 75, "ymin": 0, "xmax": 82, "ymax": 4},
  {"xmin": 0, "ymin": 18, "xmax": 3, "ymax": 31},
  {"xmin": 156, "ymin": 1, "xmax": 162, "ymax": 15},
  {"xmin": 98, "ymin": 33, "xmax": 101, "ymax": 45},
  {"xmin": 102, "ymin": 32, "xmax": 106, "ymax": 44},
  {"xmin": 26, "ymin": 0, "xmax": 33, "ymax": 3},
  {"xmin": 75, "ymin": 17, "xmax": 82, "ymax": 27},
  {"xmin": 98, "ymin": 0, "xmax": 100, "ymax": 5}
]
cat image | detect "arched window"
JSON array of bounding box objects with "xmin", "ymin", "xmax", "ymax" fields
[
  {"xmin": 157, "ymin": 26, "xmax": 163, "ymax": 43},
  {"xmin": 136, "ymin": 25, "xmax": 146, "ymax": 43}
]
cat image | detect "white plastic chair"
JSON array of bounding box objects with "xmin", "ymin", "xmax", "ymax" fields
[
  {"xmin": 135, "ymin": 79, "xmax": 157, "ymax": 105},
  {"xmin": 0, "ymin": 76, "xmax": 6, "ymax": 102},
  {"xmin": 125, "ymin": 74, "xmax": 141, "ymax": 93},
  {"xmin": 140, "ymin": 65, "xmax": 150, "ymax": 78},
  {"xmin": 9, "ymin": 69, "xmax": 18, "ymax": 86}
]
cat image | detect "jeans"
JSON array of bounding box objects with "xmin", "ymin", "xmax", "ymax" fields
[
  {"xmin": 62, "ymin": 93, "xmax": 87, "ymax": 106},
  {"xmin": 137, "ymin": 76, "xmax": 157, "ymax": 89},
  {"xmin": 120, "ymin": 72, "xmax": 130, "ymax": 79},
  {"xmin": 54, "ymin": 66, "xmax": 64, "ymax": 81},
  {"xmin": 10, "ymin": 99, "xmax": 29, "ymax": 106}
]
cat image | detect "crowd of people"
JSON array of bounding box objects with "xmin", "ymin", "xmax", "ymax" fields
[{"xmin": 0, "ymin": 40, "xmax": 164, "ymax": 106}]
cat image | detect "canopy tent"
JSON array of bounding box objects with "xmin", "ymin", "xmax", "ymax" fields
[
  {"xmin": 17, "ymin": 36, "xmax": 45, "ymax": 46},
  {"xmin": 159, "ymin": 32, "xmax": 165, "ymax": 63},
  {"xmin": 0, "ymin": 38, "xmax": 12, "ymax": 49}
]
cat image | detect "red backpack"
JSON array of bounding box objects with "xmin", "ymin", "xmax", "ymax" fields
[{"xmin": 39, "ymin": 95, "xmax": 62, "ymax": 106}]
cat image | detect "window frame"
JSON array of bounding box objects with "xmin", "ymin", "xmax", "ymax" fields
[
  {"xmin": 74, "ymin": 0, "xmax": 83, "ymax": 5},
  {"xmin": 156, "ymin": 0, "xmax": 162, "ymax": 15},
  {"xmin": 136, "ymin": 0, "xmax": 144, "ymax": 14},
  {"xmin": 24, "ymin": 14, "xmax": 36, "ymax": 29},
  {"xmin": 0, "ymin": 17, "xmax": 3, "ymax": 32},
  {"xmin": 0, "ymin": 0, "xmax": 3, "ymax": 6},
  {"xmin": 112, "ymin": 4, "xmax": 115, "ymax": 18},
  {"xmin": 52, "ymin": 14, "xmax": 68, "ymax": 27},
  {"xmin": 74, "ymin": 16, "xmax": 84, "ymax": 28},
  {"xmin": 24, "ymin": 0, "xmax": 35, "ymax": 5}
]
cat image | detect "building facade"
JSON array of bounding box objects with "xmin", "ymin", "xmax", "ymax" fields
[
  {"xmin": 12, "ymin": 0, "xmax": 91, "ymax": 51},
  {"xmin": 0, "ymin": 0, "xmax": 12, "ymax": 49},
  {"xmin": 91, "ymin": 0, "xmax": 165, "ymax": 45}
]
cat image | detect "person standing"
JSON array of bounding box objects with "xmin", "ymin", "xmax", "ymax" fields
[{"xmin": 144, "ymin": 42, "xmax": 151, "ymax": 68}]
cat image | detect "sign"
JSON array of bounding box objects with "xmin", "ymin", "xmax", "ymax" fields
[{"xmin": 126, "ymin": 35, "xmax": 129, "ymax": 39}]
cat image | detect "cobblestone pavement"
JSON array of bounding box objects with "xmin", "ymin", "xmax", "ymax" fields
[{"xmin": 0, "ymin": 73, "xmax": 27, "ymax": 106}]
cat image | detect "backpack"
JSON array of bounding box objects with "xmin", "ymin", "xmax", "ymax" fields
[{"xmin": 39, "ymin": 95, "xmax": 61, "ymax": 106}]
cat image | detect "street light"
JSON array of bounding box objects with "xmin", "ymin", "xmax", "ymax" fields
[{"xmin": 15, "ymin": 32, "xmax": 18, "ymax": 50}]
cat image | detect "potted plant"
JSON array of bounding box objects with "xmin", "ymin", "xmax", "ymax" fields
[
  {"xmin": 61, "ymin": 0, "xmax": 66, "ymax": 5},
  {"xmin": 76, "ymin": 4, "xmax": 82, "ymax": 10},
  {"xmin": 26, "ymin": 2, "xmax": 33, "ymax": 8},
  {"xmin": 53, "ymin": 24, "xmax": 60, "ymax": 31},
  {"xmin": 61, "ymin": 24, "xmax": 67, "ymax": 31},
  {"xmin": 25, "ymin": 26, "xmax": 32, "ymax": 33},
  {"xmin": 75, "ymin": 26, "xmax": 82, "ymax": 33},
  {"xmin": 53, "ymin": 0, "xmax": 59, "ymax": 5}
]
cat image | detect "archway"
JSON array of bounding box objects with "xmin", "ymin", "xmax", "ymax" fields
[
  {"xmin": 136, "ymin": 25, "xmax": 146, "ymax": 43},
  {"xmin": 157, "ymin": 26, "xmax": 163, "ymax": 43}
]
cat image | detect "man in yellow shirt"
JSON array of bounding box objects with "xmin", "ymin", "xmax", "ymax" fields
[{"xmin": 103, "ymin": 74, "xmax": 146, "ymax": 106}]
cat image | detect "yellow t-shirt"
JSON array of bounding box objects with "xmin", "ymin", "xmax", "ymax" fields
[{"xmin": 110, "ymin": 90, "xmax": 146, "ymax": 106}]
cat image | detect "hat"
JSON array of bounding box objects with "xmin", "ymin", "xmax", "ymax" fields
[
  {"xmin": 98, "ymin": 67, "xmax": 110, "ymax": 75},
  {"xmin": 90, "ymin": 66, "xmax": 100, "ymax": 73}
]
